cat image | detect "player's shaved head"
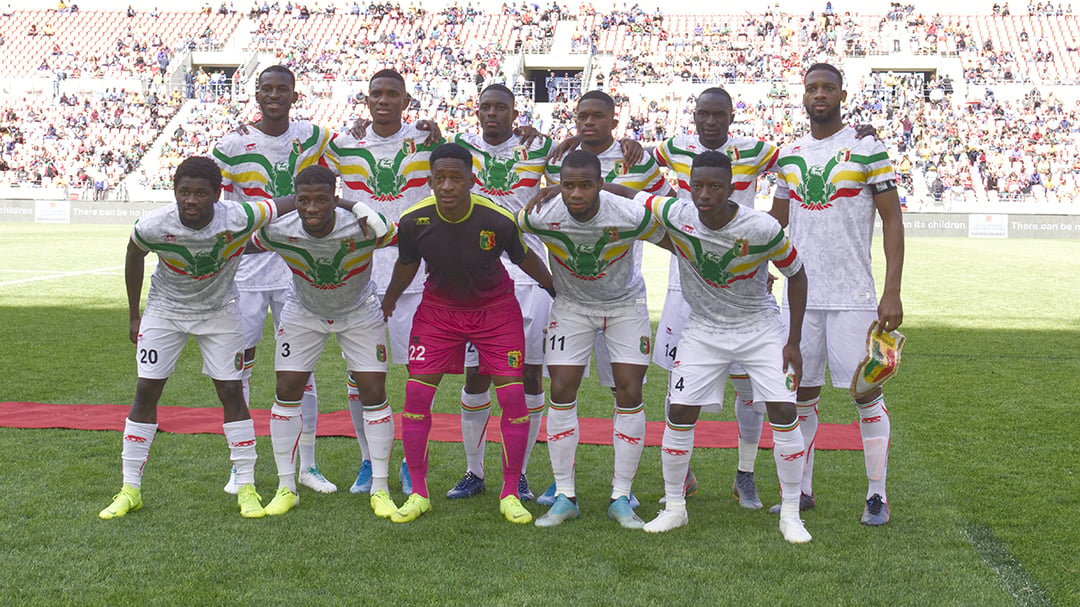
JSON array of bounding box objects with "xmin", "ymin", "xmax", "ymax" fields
[
  {"xmin": 691, "ymin": 150, "xmax": 732, "ymax": 176},
  {"xmin": 578, "ymin": 90, "xmax": 616, "ymax": 112},
  {"xmin": 259, "ymin": 65, "xmax": 295, "ymax": 87},
  {"xmin": 480, "ymin": 84, "xmax": 516, "ymax": 106},
  {"xmin": 805, "ymin": 62, "xmax": 844, "ymax": 87},
  {"xmin": 698, "ymin": 87, "xmax": 733, "ymax": 109},
  {"xmin": 562, "ymin": 149, "xmax": 602, "ymax": 179},
  {"xmin": 370, "ymin": 68, "xmax": 406, "ymax": 90},
  {"xmin": 295, "ymin": 165, "xmax": 337, "ymax": 190},
  {"xmin": 430, "ymin": 142, "xmax": 474, "ymax": 170},
  {"xmin": 174, "ymin": 156, "xmax": 222, "ymax": 190}
]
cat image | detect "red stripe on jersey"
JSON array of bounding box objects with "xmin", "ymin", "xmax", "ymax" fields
[
  {"xmin": 773, "ymin": 247, "xmax": 798, "ymax": 268},
  {"xmin": 830, "ymin": 187, "xmax": 862, "ymax": 201},
  {"xmin": 241, "ymin": 186, "xmax": 272, "ymax": 199}
]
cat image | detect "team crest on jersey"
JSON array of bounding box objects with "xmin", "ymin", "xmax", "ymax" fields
[
  {"xmin": 513, "ymin": 145, "xmax": 528, "ymax": 162},
  {"xmin": 216, "ymin": 231, "xmax": 234, "ymax": 245},
  {"xmin": 376, "ymin": 344, "xmax": 387, "ymax": 362},
  {"xmin": 234, "ymin": 353, "xmax": 243, "ymax": 371},
  {"xmin": 694, "ymin": 250, "xmax": 735, "ymax": 288},
  {"xmin": 604, "ymin": 227, "xmax": 620, "ymax": 241},
  {"xmin": 368, "ymin": 157, "xmax": 407, "ymax": 201},
  {"xmin": 507, "ymin": 350, "xmax": 523, "ymax": 368},
  {"xmin": 163, "ymin": 234, "xmax": 176, "ymax": 242},
  {"xmin": 614, "ymin": 160, "xmax": 628, "ymax": 175},
  {"xmin": 479, "ymin": 230, "xmax": 496, "ymax": 250},
  {"xmin": 402, "ymin": 139, "xmax": 417, "ymax": 155},
  {"xmin": 308, "ymin": 258, "xmax": 346, "ymax": 289},
  {"xmin": 341, "ymin": 238, "xmax": 356, "ymax": 253},
  {"xmin": 639, "ymin": 336, "xmax": 651, "ymax": 354},
  {"xmin": 478, "ymin": 154, "xmax": 521, "ymax": 195},
  {"xmin": 734, "ymin": 238, "xmax": 750, "ymax": 256},
  {"xmin": 835, "ymin": 148, "xmax": 852, "ymax": 163},
  {"xmin": 796, "ymin": 165, "xmax": 836, "ymax": 211},
  {"xmin": 291, "ymin": 138, "xmax": 303, "ymax": 156},
  {"xmin": 727, "ymin": 147, "xmax": 741, "ymax": 161},
  {"xmin": 415, "ymin": 217, "xmax": 430, "ymax": 225}
]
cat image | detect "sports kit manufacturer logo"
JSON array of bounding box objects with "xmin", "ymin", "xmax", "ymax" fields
[
  {"xmin": 780, "ymin": 450, "xmax": 805, "ymax": 462},
  {"xmin": 479, "ymin": 230, "xmax": 497, "ymax": 251},
  {"xmin": 403, "ymin": 412, "xmax": 425, "ymax": 421},
  {"xmin": 123, "ymin": 434, "xmax": 148, "ymax": 443},
  {"xmin": 548, "ymin": 429, "xmax": 577, "ymax": 441},
  {"xmin": 415, "ymin": 217, "xmax": 430, "ymax": 225},
  {"xmin": 614, "ymin": 431, "xmax": 642, "ymax": 445},
  {"xmin": 662, "ymin": 448, "xmax": 689, "ymax": 456},
  {"xmin": 509, "ymin": 414, "xmax": 529, "ymax": 425},
  {"xmin": 231, "ymin": 439, "xmax": 256, "ymax": 448},
  {"xmin": 366, "ymin": 416, "xmax": 392, "ymax": 425}
]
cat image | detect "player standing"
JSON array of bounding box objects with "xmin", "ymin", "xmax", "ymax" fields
[
  {"xmin": 212, "ymin": 65, "xmax": 337, "ymax": 495},
  {"xmin": 641, "ymin": 152, "xmax": 811, "ymax": 543},
  {"xmin": 651, "ymin": 87, "xmax": 781, "ymax": 509},
  {"xmin": 535, "ymin": 89, "xmax": 671, "ymax": 506},
  {"xmin": 519, "ymin": 150, "xmax": 670, "ymax": 529},
  {"xmin": 326, "ymin": 68, "xmax": 443, "ymax": 496},
  {"xmin": 381, "ymin": 143, "xmax": 555, "ymax": 524},
  {"xmin": 771, "ymin": 63, "xmax": 905, "ymax": 525},
  {"xmin": 100, "ymin": 156, "xmax": 291, "ymax": 520},
  {"xmin": 445, "ymin": 84, "xmax": 554, "ymax": 502},
  {"xmin": 249, "ymin": 166, "xmax": 400, "ymax": 518}
]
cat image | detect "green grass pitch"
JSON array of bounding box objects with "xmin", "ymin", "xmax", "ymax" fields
[{"xmin": 0, "ymin": 223, "xmax": 1077, "ymax": 605}]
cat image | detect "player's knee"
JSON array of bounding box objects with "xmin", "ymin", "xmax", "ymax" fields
[
  {"xmin": 522, "ymin": 364, "xmax": 543, "ymax": 394},
  {"xmin": 464, "ymin": 366, "xmax": 492, "ymax": 393},
  {"xmin": 667, "ymin": 403, "xmax": 700, "ymax": 426},
  {"xmin": 764, "ymin": 402, "xmax": 797, "ymax": 425}
]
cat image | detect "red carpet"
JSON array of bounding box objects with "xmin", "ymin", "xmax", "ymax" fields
[{"xmin": 0, "ymin": 402, "xmax": 862, "ymax": 450}]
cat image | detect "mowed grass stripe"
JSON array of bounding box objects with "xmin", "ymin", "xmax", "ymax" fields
[{"xmin": 963, "ymin": 522, "xmax": 1052, "ymax": 606}]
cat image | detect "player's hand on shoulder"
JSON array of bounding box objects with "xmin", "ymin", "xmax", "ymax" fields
[
  {"xmin": 349, "ymin": 117, "xmax": 372, "ymax": 139},
  {"xmin": 547, "ymin": 135, "xmax": 580, "ymax": 163},
  {"xmin": 524, "ymin": 184, "xmax": 560, "ymax": 214},
  {"xmin": 853, "ymin": 123, "xmax": 881, "ymax": 142},
  {"xmin": 514, "ymin": 124, "xmax": 544, "ymax": 149},
  {"xmin": 233, "ymin": 121, "xmax": 252, "ymax": 136},
  {"xmin": 415, "ymin": 119, "xmax": 442, "ymax": 145},
  {"xmin": 619, "ymin": 137, "xmax": 644, "ymax": 167}
]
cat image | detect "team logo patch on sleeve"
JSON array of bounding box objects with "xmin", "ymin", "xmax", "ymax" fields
[
  {"xmin": 507, "ymin": 350, "xmax": 523, "ymax": 368},
  {"xmin": 479, "ymin": 230, "xmax": 496, "ymax": 251}
]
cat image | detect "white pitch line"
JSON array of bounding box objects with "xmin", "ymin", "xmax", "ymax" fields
[{"xmin": 0, "ymin": 265, "xmax": 126, "ymax": 287}]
